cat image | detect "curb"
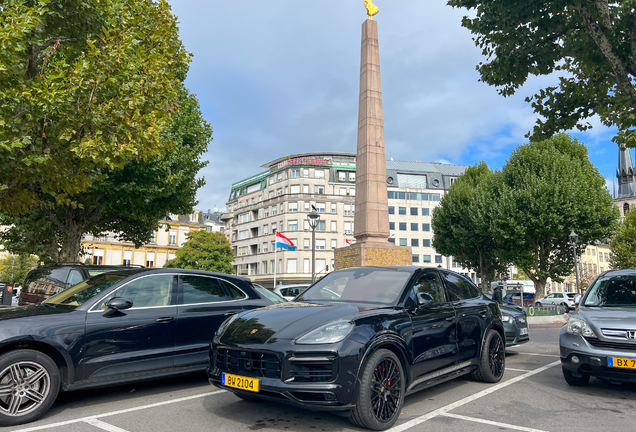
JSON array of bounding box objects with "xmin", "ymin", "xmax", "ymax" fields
[{"xmin": 526, "ymin": 313, "xmax": 570, "ymax": 325}]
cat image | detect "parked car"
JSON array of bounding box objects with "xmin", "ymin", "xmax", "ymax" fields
[
  {"xmin": 534, "ymin": 292, "xmax": 579, "ymax": 311},
  {"xmin": 560, "ymin": 270, "xmax": 636, "ymax": 386},
  {"xmin": 253, "ymin": 285, "xmax": 287, "ymax": 304},
  {"xmin": 485, "ymin": 293, "xmax": 529, "ymax": 347},
  {"xmin": 503, "ymin": 291, "xmax": 534, "ymax": 306},
  {"xmin": 19, "ymin": 262, "xmax": 143, "ymax": 306},
  {"xmin": 273, "ymin": 283, "xmax": 310, "ymax": 301},
  {"xmin": 208, "ymin": 266, "xmax": 505, "ymax": 430},
  {"xmin": 0, "ymin": 268, "xmax": 274, "ymax": 426}
]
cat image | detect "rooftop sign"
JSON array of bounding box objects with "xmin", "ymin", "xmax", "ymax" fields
[{"xmin": 276, "ymin": 157, "xmax": 331, "ymax": 170}]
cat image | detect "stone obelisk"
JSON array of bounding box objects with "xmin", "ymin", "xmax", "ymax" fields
[{"xmin": 334, "ymin": 3, "xmax": 411, "ymax": 269}]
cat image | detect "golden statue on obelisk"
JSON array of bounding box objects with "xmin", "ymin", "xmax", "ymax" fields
[{"xmin": 363, "ymin": 0, "xmax": 379, "ymax": 19}]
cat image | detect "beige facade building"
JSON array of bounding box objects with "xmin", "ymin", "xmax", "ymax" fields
[
  {"xmin": 224, "ymin": 152, "xmax": 472, "ymax": 288},
  {"xmin": 551, "ymin": 243, "xmax": 613, "ymax": 293}
]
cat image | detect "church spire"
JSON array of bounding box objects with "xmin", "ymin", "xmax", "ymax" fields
[{"xmin": 617, "ymin": 147, "xmax": 636, "ymax": 198}]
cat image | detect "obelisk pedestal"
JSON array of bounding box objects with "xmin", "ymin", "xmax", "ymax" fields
[{"xmin": 334, "ymin": 18, "xmax": 411, "ymax": 270}]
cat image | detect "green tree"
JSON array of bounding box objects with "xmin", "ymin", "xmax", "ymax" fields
[
  {"xmin": 0, "ymin": 0, "xmax": 190, "ymax": 213},
  {"xmin": 447, "ymin": 0, "xmax": 636, "ymax": 146},
  {"xmin": 0, "ymin": 88, "xmax": 211, "ymax": 262},
  {"xmin": 609, "ymin": 208, "xmax": 636, "ymax": 269},
  {"xmin": 0, "ymin": 254, "xmax": 40, "ymax": 286},
  {"xmin": 497, "ymin": 134, "xmax": 618, "ymax": 298},
  {"xmin": 164, "ymin": 231, "xmax": 234, "ymax": 274},
  {"xmin": 432, "ymin": 162, "xmax": 509, "ymax": 291}
]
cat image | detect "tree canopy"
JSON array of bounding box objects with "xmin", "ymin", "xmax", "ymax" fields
[
  {"xmin": 610, "ymin": 208, "xmax": 636, "ymax": 270},
  {"xmin": 448, "ymin": 0, "xmax": 636, "ymax": 146},
  {"xmin": 164, "ymin": 231, "xmax": 234, "ymax": 274},
  {"xmin": 0, "ymin": 88, "xmax": 211, "ymax": 262},
  {"xmin": 0, "ymin": 0, "xmax": 190, "ymax": 213},
  {"xmin": 0, "ymin": 254, "xmax": 39, "ymax": 286},
  {"xmin": 432, "ymin": 162, "xmax": 508, "ymax": 291}
]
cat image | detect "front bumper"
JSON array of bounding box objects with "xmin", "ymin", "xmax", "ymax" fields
[
  {"xmin": 503, "ymin": 316, "xmax": 530, "ymax": 346},
  {"xmin": 560, "ymin": 331, "xmax": 636, "ymax": 383}
]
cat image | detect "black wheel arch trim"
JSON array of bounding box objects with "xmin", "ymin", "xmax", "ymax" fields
[{"xmin": 353, "ymin": 333, "xmax": 411, "ymax": 395}]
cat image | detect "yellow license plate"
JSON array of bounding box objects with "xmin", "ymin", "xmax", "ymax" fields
[
  {"xmin": 222, "ymin": 373, "xmax": 260, "ymax": 392},
  {"xmin": 608, "ymin": 357, "xmax": 636, "ymax": 369}
]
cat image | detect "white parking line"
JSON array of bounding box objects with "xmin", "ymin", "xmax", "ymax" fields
[
  {"xmin": 84, "ymin": 418, "xmax": 130, "ymax": 432},
  {"xmin": 12, "ymin": 390, "xmax": 227, "ymax": 432},
  {"xmin": 441, "ymin": 413, "xmax": 549, "ymax": 432},
  {"xmin": 512, "ymin": 352, "xmax": 560, "ymax": 358},
  {"xmin": 505, "ymin": 368, "xmax": 531, "ymax": 372},
  {"xmin": 387, "ymin": 360, "xmax": 560, "ymax": 432}
]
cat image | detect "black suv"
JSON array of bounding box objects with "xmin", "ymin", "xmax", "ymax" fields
[
  {"xmin": 209, "ymin": 266, "xmax": 505, "ymax": 430},
  {"xmin": 19, "ymin": 263, "xmax": 141, "ymax": 306}
]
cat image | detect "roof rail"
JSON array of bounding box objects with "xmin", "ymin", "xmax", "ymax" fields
[{"xmin": 44, "ymin": 262, "xmax": 85, "ymax": 266}]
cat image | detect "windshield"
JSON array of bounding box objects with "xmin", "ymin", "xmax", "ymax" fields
[
  {"xmin": 297, "ymin": 268, "xmax": 411, "ymax": 305},
  {"xmin": 584, "ymin": 275, "xmax": 636, "ymax": 307},
  {"xmin": 46, "ymin": 273, "xmax": 128, "ymax": 306},
  {"xmin": 256, "ymin": 287, "xmax": 286, "ymax": 304}
]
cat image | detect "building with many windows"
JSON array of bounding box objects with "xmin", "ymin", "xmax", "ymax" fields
[{"xmin": 224, "ymin": 152, "xmax": 471, "ymax": 287}]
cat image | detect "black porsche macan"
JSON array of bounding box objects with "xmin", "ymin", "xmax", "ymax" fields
[{"xmin": 208, "ymin": 266, "xmax": 506, "ymax": 430}]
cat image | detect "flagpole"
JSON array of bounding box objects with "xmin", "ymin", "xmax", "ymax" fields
[{"xmin": 273, "ymin": 229, "xmax": 277, "ymax": 288}]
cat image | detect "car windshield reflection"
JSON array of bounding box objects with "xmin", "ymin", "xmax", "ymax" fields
[
  {"xmin": 297, "ymin": 268, "xmax": 411, "ymax": 305},
  {"xmin": 45, "ymin": 273, "xmax": 128, "ymax": 306},
  {"xmin": 584, "ymin": 275, "xmax": 636, "ymax": 307}
]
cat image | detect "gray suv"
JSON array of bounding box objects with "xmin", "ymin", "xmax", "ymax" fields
[{"xmin": 560, "ymin": 270, "xmax": 636, "ymax": 386}]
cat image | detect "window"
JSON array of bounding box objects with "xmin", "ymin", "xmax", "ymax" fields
[
  {"xmin": 316, "ymin": 203, "xmax": 325, "ymax": 213},
  {"xmin": 389, "ymin": 206, "xmax": 395, "ymax": 215},
  {"xmin": 289, "ymin": 202, "xmax": 298, "ymax": 212},
  {"xmin": 411, "ymin": 223, "xmax": 418, "ymax": 231},
  {"xmin": 304, "ymin": 239, "xmax": 310, "ymax": 250},
  {"xmin": 339, "ymin": 172, "xmax": 347, "ymax": 181},
  {"xmin": 67, "ymin": 270, "xmax": 83, "ymax": 288},
  {"xmin": 350, "ymin": 188, "xmax": 355, "ymax": 196},
  {"xmin": 303, "ymin": 169, "xmax": 309, "ymax": 178},
  {"xmin": 332, "ymin": 203, "xmax": 337, "ymax": 214},
  {"xmin": 262, "ymin": 261, "xmax": 268, "ymax": 274},
  {"xmin": 303, "ymin": 185, "xmax": 309, "ymax": 194},
  {"xmin": 291, "ymin": 185, "xmax": 300, "ymax": 194},
  {"xmin": 412, "ymin": 272, "xmax": 447, "ymax": 305},
  {"xmin": 291, "ymin": 169, "xmax": 301, "ymax": 178},
  {"xmin": 316, "ymin": 220, "xmax": 326, "ymax": 231},
  {"xmin": 285, "ymin": 186, "xmax": 288, "ymax": 194},
  {"xmin": 270, "ymin": 260, "xmax": 275, "ymax": 274},
  {"xmin": 168, "ymin": 253, "xmax": 175, "ymax": 261},
  {"xmin": 412, "ymin": 255, "xmax": 419, "ymax": 263},
  {"xmin": 399, "ymin": 238, "xmax": 407, "ymax": 246},
  {"xmin": 272, "ymin": 206, "xmax": 278, "ymax": 216},
  {"xmin": 422, "ymin": 208, "xmax": 429, "ymax": 216},
  {"xmin": 349, "ymin": 172, "xmax": 356, "ymax": 182},
  {"xmin": 272, "ymin": 222, "xmax": 277, "ymax": 232},
  {"xmin": 181, "ymin": 275, "xmax": 228, "ymax": 304},
  {"xmin": 422, "ymin": 224, "xmax": 430, "ymax": 231},
  {"xmin": 288, "ymin": 259, "xmax": 297, "ymax": 273},
  {"xmin": 315, "ymin": 170, "xmax": 325, "ymax": 179},
  {"xmin": 399, "ymin": 207, "xmax": 406, "ymax": 215},
  {"xmin": 258, "ymin": 209, "xmax": 263, "ymax": 219},
  {"xmin": 288, "ymin": 220, "xmax": 298, "ymax": 231},
  {"xmin": 269, "ymin": 191, "xmax": 274, "ymax": 199},
  {"xmin": 304, "ymin": 220, "xmax": 310, "ymax": 230},
  {"xmin": 344, "ymin": 222, "xmax": 352, "ymax": 234},
  {"xmin": 422, "ymin": 239, "xmax": 431, "ymax": 247},
  {"xmin": 304, "ymin": 202, "xmax": 310, "ymax": 212},
  {"xmin": 410, "ymin": 208, "xmax": 418, "ymax": 216},
  {"xmin": 96, "ymin": 274, "xmax": 174, "ymax": 309},
  {"xmin": 316, "ymin": 186, "xmax": 324, "ymax": 194},
  {"xmin": 443, "ymin": 273, "xmax": 479, "ymax": 300},
  {"xmin": 239, "ymin": 230, "xmax": 249, "ymax": 240},
  {"xmin": 431, "ymin": 194, "xmax": 440, "ymax": 201},
  {"xmin": 263, "ymin": 225, "xmax": 269, "ymax": 235},
  {"xmin": 149, "ymin": 232, "xmax": 156, "ymax": 244},
  {"xmin": 604, "ymin": 252, "xmax": 609, "ymax": 261},
  {"xmin": 411, "ymin": 239, "xmax": 419, "ymax": 247},
  {"xmin": 316, "ymin": 258, "xmax": 326, "ymax": 274},
  {"xmin": 331, "ymin": 239, "xmax": 337, "ymax": 250},
  {"xmin": 239, "ymin": 213, "xmax": 250, "ymax": 223},
  {"xmin": 599, "ymin": 253, "xmax": 604, "ymax": 262},
  {"xmin": 263, "ymin": 242, "xmax": 269, "ymax": 253},
  {"xmin": 269, "ymin": 176, "xmax": 275, "ymax": 185},
  {"xmin": 304, "ymin": 258, "xmax": 310, "ymax": 273},
  {"xmin": 123, "ymin": 250, "xmax": 132, "ymax": 267},
  {"xmin": 316, "ymin": 239, "xmax": 326, "ymax": 250},
  {"xmin": 331, "ymin": 221, "xmax": 337, "ymax": 231},
  {"xmin": 423, "ymin": 255, "xmax": 431, "ymax": 263},
  {"xmin": 435, "ymin": 255, "xmax": 442, "ymax": 264},
  {"xmin": 339, "ymin": 187, "xmax": 347, "ymax": 196},
  {"xmin": 277, "ymin": 173, "xmax": 283, "ymax": 182},
  {"xmin": 344, "ymin": 204, "xmax": 353, "ymax": 216},
  {"xmin": 169, "ymin": 230, "xmax": 177, "ymax": 245},
  {"xmin": 389, "ymin": 222, "xmax": 395, "ymax": 230},
  {"xmin": 277, "ymin": 188, "xmax": 283, "ymax": 196},
  {"xmin": 399, "ymin": 222, "xmax": 407, "ymax": 231}
]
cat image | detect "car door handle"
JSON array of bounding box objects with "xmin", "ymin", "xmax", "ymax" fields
[{"xmin": 156, "ymin": 317, "xmax": 174, "ymax": 323}]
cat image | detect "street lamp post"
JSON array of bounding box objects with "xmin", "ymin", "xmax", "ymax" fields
[
  {"xmin": 569, "ymin": 231, "xmax": 580, "ymax": 294},
  {"xmin": 307, "ymin": 210, "xmax": 320, "ymax": 283}
]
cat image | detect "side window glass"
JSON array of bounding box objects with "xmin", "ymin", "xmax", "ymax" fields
[
  {"xmin": 442, "ymin": 273, "xmax": 474, "ymax": 301},
  {"xmin": 280, "ymin": 288, "xmax": 289, "ymax": 297},
  {"xmin": 181, "ymin": 276, "xmax": 228, "ymax": 304},
  {"xmin": 223, "ymin": 281, "xmax": 246, "ymax": 299},
  {"xmin": 96, "ymin": 275, "xmax": 174, "ymax": 310},
  {"xmin": 67, "ymin": 270, "xmax": 84, "ymax": 288},
  {"xmin": 413, "ymin": 272, "xmax": 447, "ymax": 304},
  {"xmin": 459, "ymin": 275, "xmax": 481, "ymax": 298}
]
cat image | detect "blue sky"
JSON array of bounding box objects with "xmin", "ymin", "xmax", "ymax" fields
[{"xmin": 168, "ymin": 1, "xmax": 621, "ymax": 212}]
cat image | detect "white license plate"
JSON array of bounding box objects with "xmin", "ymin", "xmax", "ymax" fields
[{"xmin": 519, "ymin": 328, "xmax": 528, "ymax": 335}]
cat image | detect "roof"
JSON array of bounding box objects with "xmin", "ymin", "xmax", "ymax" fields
[{"xmin": 385, "ymin": 160, "xmax": 468, "ymax": 176}]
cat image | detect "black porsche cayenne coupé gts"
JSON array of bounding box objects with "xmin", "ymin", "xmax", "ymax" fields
[{"xmin": 208, "ymin": 266, "xmax": 506, "ymax": 430}]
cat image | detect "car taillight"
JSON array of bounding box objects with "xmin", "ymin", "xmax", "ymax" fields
[{"xmin": 568, "ymin": 298, "xmax": 574, "ymax": 301}]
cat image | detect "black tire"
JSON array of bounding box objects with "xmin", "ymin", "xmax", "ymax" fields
[
  {"xmin": 562, "ymin": 367, "xmax": 590, "ymax": 386},
  {"xmin": 472, "ymin": 330, "xmax": 505, "ymax": 383},
  {"xmin": 234, "ymin": 392, "xmax": 262, "ymax": 402},
  {"xmin": 350, "ymin": 349, "xmax": 405, "ymax": 431},
  {"xmin": 0, "ymin": 349, "xmax": 60, "ymax": 426},
  {"xmin": 534, "ymin": 302, "xmax": 542, "ymax": 307}
]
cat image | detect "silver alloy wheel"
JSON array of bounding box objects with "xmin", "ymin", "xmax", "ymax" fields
[{"xmin": 0, "ymin": 361, "xmax": 51, "ymax": 417}]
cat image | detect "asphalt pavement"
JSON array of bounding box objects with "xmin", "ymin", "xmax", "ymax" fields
[{"xmin": 5, "ymin": 326, "xmax": 636, "ymax": 432}]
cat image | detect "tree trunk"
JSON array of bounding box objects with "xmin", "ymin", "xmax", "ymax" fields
[
  {"xmin": 57, "ymin": 226, "xmax": 83, "ymax": 262},
  {"xmin": 535, "ymin": 277, "xmax": 547, "ymax": 301}
]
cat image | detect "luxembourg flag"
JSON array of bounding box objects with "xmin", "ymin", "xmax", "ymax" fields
[{"xmin": 276, "ymin": 231, "xmax": 296, "ymax": 251}]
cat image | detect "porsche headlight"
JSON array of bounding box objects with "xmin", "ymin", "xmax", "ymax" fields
[
  {"xmin": 296, "ymin": 321, "xmax": 354, "ymax": 345},
  {"xmin": 565, "ymin": 317, "xmax": 597, "ymax": 338}
]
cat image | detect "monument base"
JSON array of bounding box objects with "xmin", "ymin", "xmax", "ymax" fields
[{"xmin": 334, "ymin": 242, "xmax": 412, "ymax": 270}]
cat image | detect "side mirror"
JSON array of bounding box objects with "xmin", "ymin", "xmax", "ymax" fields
[
  {"xmin": 417, "ymin": 292, "xmax": 434, "ymax": 307},
  {"xmin": 102, "ymin": 297, "xmax": 133, "ymax": 317}
]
